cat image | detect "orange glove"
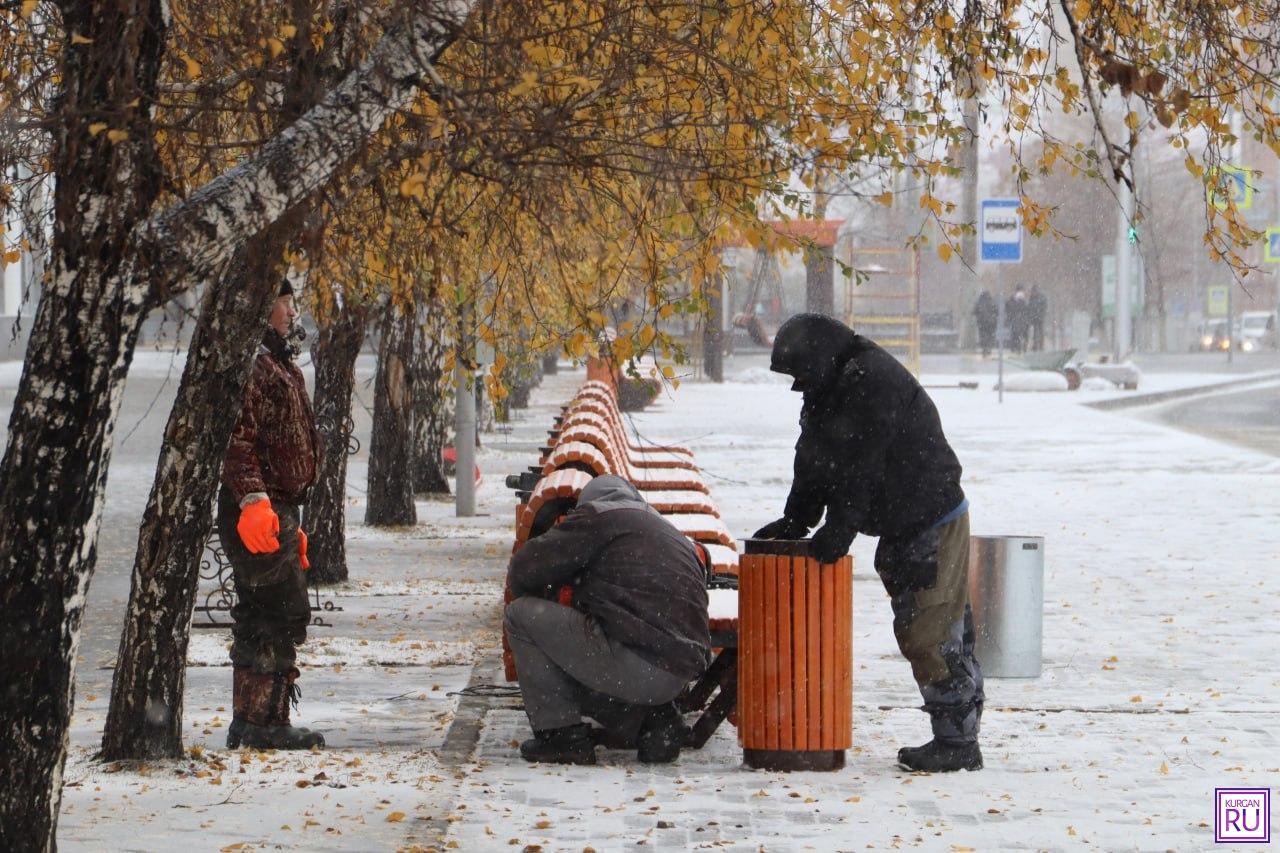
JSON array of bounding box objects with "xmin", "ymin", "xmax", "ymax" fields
[
  {"xmin": 298, "ymin": 528, "xmax": 310, "ymax": 570},
  {"xmin": 237, "ymin": 498, "xmax": 280, "ymax": 554}
]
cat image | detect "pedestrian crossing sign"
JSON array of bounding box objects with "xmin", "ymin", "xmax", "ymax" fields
[
  {"xmin": 1208, "ymin": 166, "xmax": 1253, "ymax": 211},
  {"xmin": 1265, "ymin": 227, "xmax": 1280, "ymax": 263}
]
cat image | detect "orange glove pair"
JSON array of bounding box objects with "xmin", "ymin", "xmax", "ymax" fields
[{"xmin": 237, "ymin": 498, "xmax": 309, "ymax": 570}]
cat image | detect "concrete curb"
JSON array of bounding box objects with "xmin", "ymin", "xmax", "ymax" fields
[
  {"xmin": 437, "ymin": 656, "xmax": 517, "ymax": 767},
  {"xmin": 1085, "ymin": 370, "xmax": 1280, "ymax": 411}
]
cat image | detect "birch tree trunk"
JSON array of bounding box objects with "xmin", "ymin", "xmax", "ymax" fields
[
  {"xmin": 0, "ymin": 4, "xmax": 471, "ymax": 846},
  {"xmin": 306, "ymin": 302, "xmax": 371, "ymax": 582},
  {"xmin": 412, "ymin": 305, "xmax": 452, "ymax": 496},
  {"xmin": 366, "ymin": 302, "xmax": 417, "ymax": 525},
  {"xmin": 0, "ymin": 3, "xmax": 168, "ymax": 847},
  {"xmin": 99, "ymin": 217, "xmax": 300, "ymax": 761}
]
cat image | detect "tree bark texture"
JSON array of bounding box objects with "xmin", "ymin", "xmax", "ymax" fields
[
  {"xmin": 99, "ymin": 215, "xmax": 302, "ymax": 762},
  {"xmin": 98, "ymin": 8, "xmax": 376, "ymax": 761},
  {"xmin": 0, "ymin": 4, "xmax": 168, "ymax": 848},
  {"xmin": 366, "ymin": 302, "xmax": 417, "ymax": 526},
  {"xmin": 139, "ymin": 3, "xmax": 474, "ymax": 299},
  {"xmin": 805, "ymin": 244, "xmax": 835, "ymax": 317},
  {"xmin": 703, "ymin": 271, "xmax": 725, "ymax": 382},
  {"xmin": 412, "ymin": 306, "xmax": 452, "ymax": 496},
  {"xmin": 0, "ymin": 3, "xmax": 473, "ymax": 845},
  {"xmin": 305, "ymin": 303, "xmax": 371, "ymax": 582}
]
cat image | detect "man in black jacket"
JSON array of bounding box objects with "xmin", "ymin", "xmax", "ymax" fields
[
  {"xmin": 505, "ymin": 475, "xmax": 712, "ymax": 765},
  {"xmin": 754, "ymin": 314, "xmax": 984, "ymax": 772}
]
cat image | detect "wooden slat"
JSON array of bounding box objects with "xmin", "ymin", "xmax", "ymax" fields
[
  {"xmin": 762, "ymin": 555, "xmax": 779, "ymax": 750},
  {"xmin": 806, "ymin": 556, "xmax": 822, "ymax": 749},
  {"xmin": 736, "ymin": 555, "xmax": 749, "ymax": 746},
  {"xmin": 751, "ymin": 554, "xmax": 767, "ymax": 748},
  {"xmin": 740, "ymin": 554, "xmax": 757, "ymax": 748},
  {"xmin": 820, "ymin": 559, "xmax": 837, "ymax": 750},
  {"xmin": 775, "ymin": 555, "xmax": 793, "ymax": 751},
  {"xmin": 837, "ymin": 555, "xmax": 853, "ymax": 748},
  {"xmin": 791, "ymin": 557, "xmax": 808, "ymax": 751}
]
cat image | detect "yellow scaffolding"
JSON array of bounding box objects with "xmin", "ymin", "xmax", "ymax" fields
[{"xmin": 843, "ymin": 246, "xmax": 921, "ymax": 375}]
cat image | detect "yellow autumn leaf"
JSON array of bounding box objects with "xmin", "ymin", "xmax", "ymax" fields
[
  {"xmin": 265, "ymin": 37, "xmax": 285, "ymax": 59},
  {"xmin": 385, "ymin": 811, "xmax": 406, "ymax": 823},
  {"xmin": 937, "ymin": 243, "xmax": 953, "ymax": 262},
  {"xmin": 106, "ymin": 129, "xmax": 129, "ymax": 143},
  {"xmin": 1159, "ymin": 761, "xmax": 1169, "ymax": 775},
  {"xmin": 280, "ymin": 24, "xmax": 298, "ymax": 39},
  {"xmin": 70, "ymin": 33, "xmax": 93, "ymax": 45},
  {"xmin": 873, "ymin": 191, "xmax": 893, "ymax": 206},
  {"xmin": 181, "ymin": 53, "xmax": 201, "ymax": 78},
  {"xmin": 21, "ymin": 0, "xmax": 37, "ymax": 19},
  {"xmin": 88, "ymin": 122, "xmax": 107, "ymax": 137}
]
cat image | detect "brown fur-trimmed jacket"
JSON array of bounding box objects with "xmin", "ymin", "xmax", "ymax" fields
[{"xmin": 222, "ymin": 337, "xmax": 320, "ymax": 505}]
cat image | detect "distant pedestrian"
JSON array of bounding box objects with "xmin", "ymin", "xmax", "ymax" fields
[
  {"xmin": 1028, "ymin": 285, "xmax": 1048, "ymax": 351},
  {"xmin": 1006, "ymin": 286, "xmax": 1030, "ymax": 354},
  {"xmin": 973, "ymin": 290, "xmax": 998, "ymax": 357}
]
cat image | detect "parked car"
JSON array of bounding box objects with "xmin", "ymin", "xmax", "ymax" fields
[
  {"xmin": 1236, "ymin": 310, "xmax": 1277, "ymax": 352},
  {"xmin": 1191, "ymin": 318, "xmax": 1231, "ymax": 352}
]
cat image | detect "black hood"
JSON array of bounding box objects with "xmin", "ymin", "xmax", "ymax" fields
[{"xmin": 769, "ymin": 313, "xmax": 858, "ymax": 393}]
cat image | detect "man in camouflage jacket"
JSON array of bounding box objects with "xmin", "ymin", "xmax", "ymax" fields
[{"xmin": 218, "ymin": 279, "xmax": 325, "ymax": 750}]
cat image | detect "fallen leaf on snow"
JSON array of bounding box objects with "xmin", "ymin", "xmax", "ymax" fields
[{"xmin": 385, "ymin": 811, "xmax": 406, "ymax": 823}]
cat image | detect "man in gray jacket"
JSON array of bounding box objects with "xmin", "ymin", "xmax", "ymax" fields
[{"xmin": 505, "ymin": 475, "xmax": 712, "ymax": 765}]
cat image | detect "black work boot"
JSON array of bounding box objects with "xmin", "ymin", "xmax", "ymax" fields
[
  {"xmin": 228, "ymin": 668, "xmax": 325, "ymax": 750},
  {"xmin": 636, "ymin": 702, "xmax": 689, "ymax": 764},
  {"xmin": 520, "ymin": 723, "xmax": 597, "ymax": 765},
  {"xmin": 897, "ymin": 738, "xmax": 983, "ymax": 772}
]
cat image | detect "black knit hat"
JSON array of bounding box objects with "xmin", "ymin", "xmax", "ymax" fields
[{"xmin": 279, "ymin": 278, "xmax": 294, "ymax": 297}]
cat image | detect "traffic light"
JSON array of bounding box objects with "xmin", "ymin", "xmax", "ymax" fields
[{"xmin": 1127, "ymin": 225, "xmax": 1137, "ymax": 245}]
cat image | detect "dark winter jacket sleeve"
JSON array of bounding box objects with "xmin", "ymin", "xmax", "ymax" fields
[
  {"xmin": 782, "ymin": 450, "xmax": 828, "ymax": 529},
  {"xmin": 223, "ymin": 366, "xmax": 268, "ymax": 503},
  {"xmin": 506, "ymin": 513, "xmax": 608, "ymax": 597}
]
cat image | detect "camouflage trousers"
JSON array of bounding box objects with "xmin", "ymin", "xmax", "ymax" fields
[
  {"xmin": 876, "ymin": 511, "xmax": 984, "ymax": 744},
  {"xmin": 217, "ymin": 488, "xmax": 310, "ymax": 674}
]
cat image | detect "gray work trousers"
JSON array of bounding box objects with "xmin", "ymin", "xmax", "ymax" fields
[
  {"xmin": 504, "ymin": 596, "xmax": 688, "ymax": 732},
  {"xmin": 880, "ymin": 512, "xmax": 984, "ymax": 744}
]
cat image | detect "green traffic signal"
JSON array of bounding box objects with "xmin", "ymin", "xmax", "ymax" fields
[{"xmin": 1127, "ymin": 226, "xmax": 1137, "ymax": 245}]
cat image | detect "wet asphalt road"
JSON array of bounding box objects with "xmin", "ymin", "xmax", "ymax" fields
[{"xmin": 1154, "ymin": 381, "xmax": 1280, "ymax": 458}]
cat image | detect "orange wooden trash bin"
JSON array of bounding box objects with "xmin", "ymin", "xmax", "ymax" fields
[{"xmin": 738, "ymin": 539, "xmax": 852, "ymax": 771}]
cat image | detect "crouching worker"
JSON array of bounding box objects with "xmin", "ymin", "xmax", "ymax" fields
[
  {"xmin": 218, "ymin": 279, "xmax": 325, "ymax": 750},
  {"xmin": 755, "ymin": 314, "xmax": 984, "ymax": 772},
  {"xmin": 505, "ymin": 475, "xmax": 712, "ymax": 765}
]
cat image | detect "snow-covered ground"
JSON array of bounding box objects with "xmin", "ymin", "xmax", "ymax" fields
[{"xmin": 45, "ymin": 353, "xmax": 1280, "ymax": 851}]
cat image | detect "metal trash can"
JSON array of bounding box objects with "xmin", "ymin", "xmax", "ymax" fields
[{"xmin": 968, "ymin": 535, "xmax": 1044, "ymax": 678}]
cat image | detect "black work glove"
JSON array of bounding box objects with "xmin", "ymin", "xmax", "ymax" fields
[
  {"xmin": 810, "ymin": 523, "xmax": 856, "ymax": 563},
  {"xmin": 752, "ymin": 516, "xmax": 810, "ymax": 540}
]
